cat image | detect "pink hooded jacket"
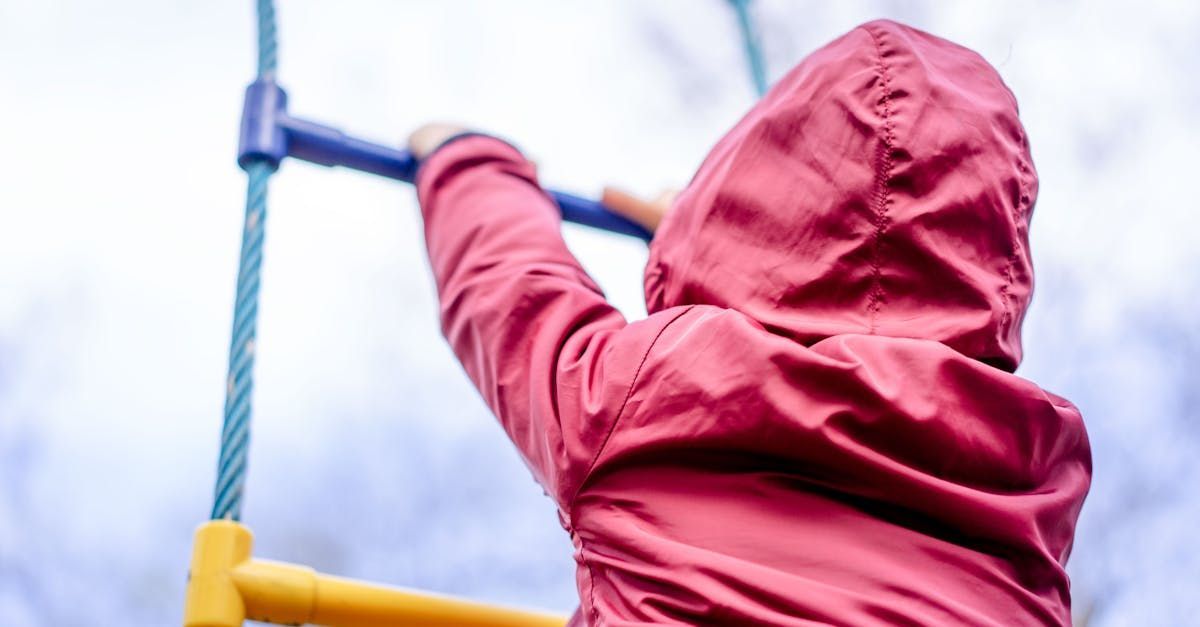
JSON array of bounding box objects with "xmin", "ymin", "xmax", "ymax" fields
[{"xmin": 417, "ymin": 19, "xmax": 1091, "ymax": 627}]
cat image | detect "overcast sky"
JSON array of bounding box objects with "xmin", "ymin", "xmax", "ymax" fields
[{"xmin": 1, "ymin": 1, "xmax": 1197, "ymax": 625}]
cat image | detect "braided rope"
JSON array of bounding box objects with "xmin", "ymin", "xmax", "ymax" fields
[
  {"xmin": 255, "ymin": 0, "xmax": 278, "ymax": 79},
  {"xmin": 728, "ymin": 0, "xmax": 768, "ymax": 97},
  {"xmin": 212, "ymin": 0, "xmax": 278, "ymax": 521}
]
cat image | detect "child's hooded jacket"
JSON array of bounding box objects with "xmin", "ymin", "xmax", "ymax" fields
[{"xmin": 417, "ymin": 19, "xmax": 1091, "ymax": 626}]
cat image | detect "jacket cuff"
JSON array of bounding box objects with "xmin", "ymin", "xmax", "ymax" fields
[{"xmin": 415, "ymin": 133, "xmax": 526, "ymax": 186}]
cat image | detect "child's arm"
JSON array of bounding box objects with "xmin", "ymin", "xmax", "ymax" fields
[{"xmin": 414, "ymin": 130, "xmax": 658, "ymax": 505}]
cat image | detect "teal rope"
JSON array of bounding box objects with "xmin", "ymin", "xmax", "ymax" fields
[
  {"xmin": 728, "ymin": 0, "xmax": 768, "ymax": 97},
  {"xmin": 255, "ymin": 0, "xmax": 277, "ymax": 79},
  {"xmin": 212, "ymin": 0, "xmax": 278, "ymax": 521}
]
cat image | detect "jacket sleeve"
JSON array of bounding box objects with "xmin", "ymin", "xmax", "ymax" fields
[{"xmin": 415, "ymin": 135, "xmax": 645, "ymax": 506}]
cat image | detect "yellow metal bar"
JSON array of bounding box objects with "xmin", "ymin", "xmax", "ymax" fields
[{"xmin": 184, "ymin": 520, "xmax": 568, "ymax": 627}]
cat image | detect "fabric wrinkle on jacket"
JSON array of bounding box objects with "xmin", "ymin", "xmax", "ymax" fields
[{"xmin": 416, "ymin": 18, "xmax": 1091, "ymax": 627}]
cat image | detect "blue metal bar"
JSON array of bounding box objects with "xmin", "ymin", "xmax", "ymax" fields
[
  {"xmin": 550, "ymin": 190, "xmax": 651, "ymax": 240},
  {"xmin": 280, "ymin": 116, "xmax": 419, "ymax": 182},
  {"xmin": 237, "ymin": 79, "xmax": 652, "ymax": 242}
]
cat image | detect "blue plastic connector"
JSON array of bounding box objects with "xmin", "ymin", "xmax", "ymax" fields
[
  {"xmin": 236, "ymin": 79, "xmax": 652, "ymax": 241},
  {"xmin": 237, "ymin": 80, "xmax": 288, "ymax": 170}
]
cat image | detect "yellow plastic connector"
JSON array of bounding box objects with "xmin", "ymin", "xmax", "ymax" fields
[
  {"xmin": 183, "ymin": 520, "xmax": 567, "ymax": 627},
  {"xmin": 184, "ymin": 520, "xmax": 255, "ymax": 627}
]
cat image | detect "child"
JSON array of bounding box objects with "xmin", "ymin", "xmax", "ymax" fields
[{"xmin": 409, "ymin": 19, "xmax": 1090, "ymax": 626}]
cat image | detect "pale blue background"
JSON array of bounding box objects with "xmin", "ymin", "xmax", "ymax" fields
[{"xmin": 1, "ymin": 1, "xmax": 1197, "ymax": 625}]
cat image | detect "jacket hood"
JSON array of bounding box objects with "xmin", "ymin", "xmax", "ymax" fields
[{"xmin": 645, "ymin": 20, "xmax": 1038, "ymax": 371}]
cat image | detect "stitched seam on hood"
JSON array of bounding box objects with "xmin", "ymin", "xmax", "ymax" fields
[
  {"xmin": 863, "ymin": 25, "xmax": 898, "ymax": 334},
  {"xmin": 996, "ymin": 137, "xmax": 1035, "ymax": 365},
  {"xmin": 998, "ymin": 253, "xmax": 1016, "ymax": 362},
  {"xmin": 1013, "ymin": 157, "xmax": 1036, "ymax": 339}
]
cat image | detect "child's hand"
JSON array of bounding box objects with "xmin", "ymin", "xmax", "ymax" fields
[
  {"xmin": 407, "ymin": 123, "xmax": 469, "ymax": 160},
  {"xmin": 602, "ymin": 187, "xmax": 679, "ymax": 235},
  {"xmin": 408, "ymin": 124, "xmax": 678, "ymax": 235}
]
